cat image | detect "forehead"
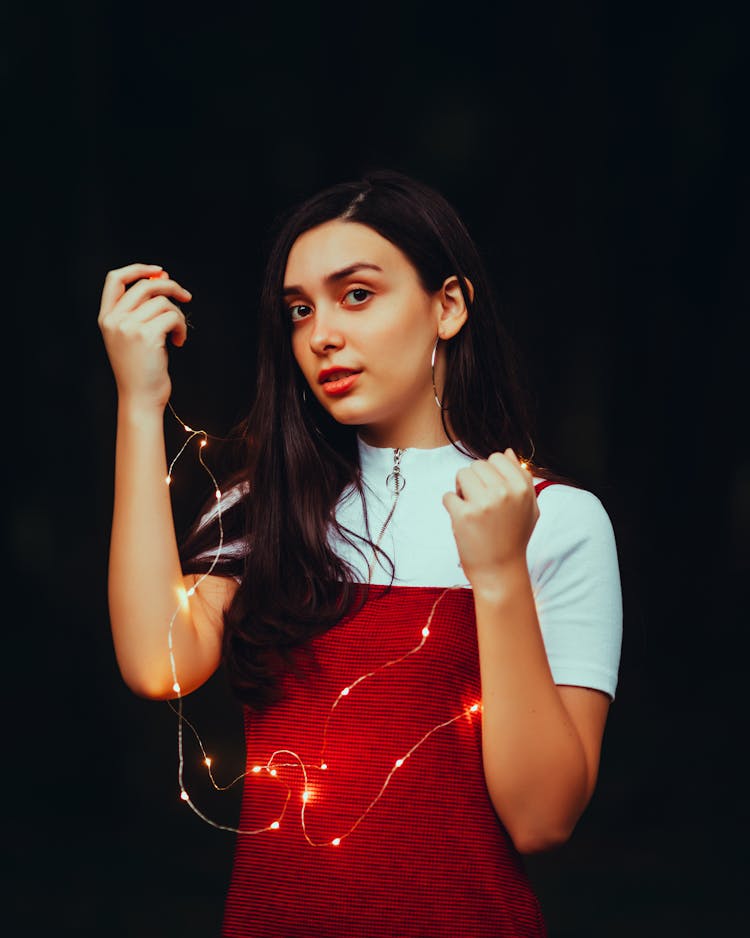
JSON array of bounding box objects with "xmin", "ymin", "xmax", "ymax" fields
[{"xmin": 284, "ymin": 220, "xmax": 411, "ymax": 285}]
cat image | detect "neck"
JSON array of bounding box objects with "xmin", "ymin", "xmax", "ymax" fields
[{"xmin": 357, "ymin": 414, "xmax": 455, "ymax": 451}]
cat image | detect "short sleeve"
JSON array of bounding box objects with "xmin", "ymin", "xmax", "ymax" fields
[{"xmin": 527, "ymin": 484, "xmax": 623, "ymax": 701}]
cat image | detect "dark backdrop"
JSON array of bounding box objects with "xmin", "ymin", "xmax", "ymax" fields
[{"xmin": 6, "ymin": 2, "xmax": 748, "ymax": 935}]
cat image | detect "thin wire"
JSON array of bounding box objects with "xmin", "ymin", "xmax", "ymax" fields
[{"xmin": 162, "ymin": 420, "xmax": 484, "ymax": 844}]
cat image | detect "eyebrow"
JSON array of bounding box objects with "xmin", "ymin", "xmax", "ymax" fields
[{"xmin": 282, "ymin": 262, "xmax": 384, "ymax": 297}]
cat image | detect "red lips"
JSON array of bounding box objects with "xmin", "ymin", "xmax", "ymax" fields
[
  {"xmin": 315, "ymin": 367, "xmax": 363, "ymax": 397},
  {"xmin": 318, "ymin": 367, "xmax": 361, "ymax": 385}
]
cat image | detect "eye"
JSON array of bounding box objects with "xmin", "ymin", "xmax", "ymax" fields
[
  {"xmin": 343, "ymin": 288, "xmax": 372, "ymax": 305},
  {"xmin": 289, "ymin": 304, "xmax": 313, "ymax": 322}
]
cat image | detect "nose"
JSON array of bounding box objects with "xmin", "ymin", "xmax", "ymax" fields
[{"xmin": 308, "ymin": 305, "xmax": 345, "ymax": 355}]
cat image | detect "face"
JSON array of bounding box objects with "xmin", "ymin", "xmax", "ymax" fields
[{"xmin": 285, "ymin": 220, "xmax": 450, "ymax": 448}]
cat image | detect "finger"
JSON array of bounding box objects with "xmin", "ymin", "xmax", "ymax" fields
[
  {"xmin": 99, "ymin": 263, "xmax": 165, "ymax": 318},
  {"xmin": 470, "ymin": 458, "xmax": 511, "ymax": 490},
  {"xmin": 140, "ymin": 309, "xmax": 189, "ymax": 348},
  {"xmin": 129, "ymin": 294, "xmax": 187, "ymax": 326},
  {"xmin": 118, "ymin": 277, "xmax": 192, "ymax": 314},
  {"xmin": 488, "ymin": 451, "xmax": 530, "ymax": 489},
  {"xmin": 442, "ymin": 491, "xmax": 465, "ymax": 518},
  {"xmin": 453, "ymin": 466, "xmax": 490, "ymax": 502}
]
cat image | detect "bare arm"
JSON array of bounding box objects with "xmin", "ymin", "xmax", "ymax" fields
[
  {"xmin": 99, "ymin": 263, "xmax": 236, "ymax": 699},
  {"xmin": 472, "ymin": 568, "xmax": 609, "ymax": 854},
  {"xmin": 443, "ymin": 448, "xmax": 611, "ymax": 854}
]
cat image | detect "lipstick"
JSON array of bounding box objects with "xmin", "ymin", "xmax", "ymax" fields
[{"xmin": 320, "ymin": 372, "xmax": 360, "ymax": 396}]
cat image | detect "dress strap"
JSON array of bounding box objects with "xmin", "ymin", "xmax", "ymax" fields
[{"xmin": 534, "ymin": 480, "xmax": 558, "ymax": 497}]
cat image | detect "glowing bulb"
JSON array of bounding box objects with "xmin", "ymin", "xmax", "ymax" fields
[
  {"xmin": 320, "ymin": 763, "xmax": 328, "ymax": 771},
  {"xmin": 520, "ymin": 461, "xmax": 528, "ymax": 470},
  {"xmin": 180, "ymin": 790, "xmax": 189, "ymax": 801},
  {"xmin": 270, "ymin": 821, "xmax": 280, "ymax": 830},
  {"xmin": 341, "ymin": 687, "xmax": 350, "ymax": 696},
  {"xmin": 302, "ymin": 791, "xmax": 310, "ymax": 803},
  {"xmin": 186, "ymin": 586, "xmax": 195, "ymax": 597},
  {"xmin": 331, "ymin": 838, "xmax": 341, "ymax": 846},
  {"xmin": 394, "ymin": 758, "xmax": 403, "ymax": 768},
  {"xmin": 183, "ymin": 424, "xmax": 192, "ymax": 432},
  {"xmin": 204, "ymin": 757, "xmax": 212, "ymax": 767},
  {"xmin": 172, "ymin": 682, "xmax": 181, "ymax": 694},
  {"xmin": 215, "ymin": 489, "xmax": 221, "ymax": 500},
  {"xmin": 422, "ymin": 627, "xmax": 430, "ymax": 637},
  {"xmin": 165, "ymin": 474, "xmax": 172, "ymax": 485},
  {"xmin": 252, "ymin": 766, "xmax": 262, "ymax": 774},
  {"xmin": 200, "ymin": 439, "xmax": 207, "ymax": 448},
  {"xmin": 270, "ymin": 769, "xmax": 277, "ymax": 777},
  {"xmin": 470, "ymin": 703, "xmax": 479, "ymax": 713}
]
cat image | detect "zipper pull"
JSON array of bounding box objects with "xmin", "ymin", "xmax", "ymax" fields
[{"xmin": 386, "ymin": 447, "xmax": 406, "ymax": 494}]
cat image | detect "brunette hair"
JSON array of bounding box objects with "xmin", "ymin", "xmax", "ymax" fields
[{"xmin": 179, "ymin": 169, "xmax": 575, "ymax": 710}]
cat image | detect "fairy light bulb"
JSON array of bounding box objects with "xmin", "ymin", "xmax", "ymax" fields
[
  {"xmin": 331, "ymin": 838, "xmax": 341, "ymax": 846},
  {"xmin": 270, "ymin": 821, "xmax": 280, "ymax": 830},
  {"xmin": 180, "ymin": 790, "xmax": 190, "ymax": 801}
]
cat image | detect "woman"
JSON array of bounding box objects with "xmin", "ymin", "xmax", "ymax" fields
[{"xmin": 98, "ymin": 170, "xmax": 622, "ymax": 937}]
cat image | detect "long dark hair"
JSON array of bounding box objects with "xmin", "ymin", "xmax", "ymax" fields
[{"xmin": 179, "ymin": 169, "xmax": 575, "ymax": 711}]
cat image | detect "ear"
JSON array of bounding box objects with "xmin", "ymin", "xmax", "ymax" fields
[{"xmin": 436, "ymin": 275, "xmax": 472, "ymax": 340}]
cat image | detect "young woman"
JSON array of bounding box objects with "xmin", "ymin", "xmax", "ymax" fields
[{"xmin": 98, "ymin": 170, "xmax": 622, "ymax": 937}]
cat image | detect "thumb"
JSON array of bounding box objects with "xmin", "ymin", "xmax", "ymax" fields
[{"xmin": 442, "ymin": 491, "xmax": 463, "ymax": 518}]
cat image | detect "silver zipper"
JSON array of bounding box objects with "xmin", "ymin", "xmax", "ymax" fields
[{"xmin": 367, "ymin": 448, "xmax": 406, "ymax": 584}]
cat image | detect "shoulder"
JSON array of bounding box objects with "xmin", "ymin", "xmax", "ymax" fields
[
  {"xmin": 533, "ymin": 480, "xmax": 616, "ymax": 541},
  {"xmin": 527, "ymin": 480, "xmax": 620, "ymax": 588}
]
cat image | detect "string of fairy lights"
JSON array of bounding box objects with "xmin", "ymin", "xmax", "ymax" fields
[{"xmin": 160, "ymin": 402, "xmax": 529, "ymax": 846}]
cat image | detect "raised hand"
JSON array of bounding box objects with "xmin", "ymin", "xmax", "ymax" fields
[
  {"xmin": 97, "ymin": 262, "xmax": 192, "ymax": 411},
  {"xmin": 442, "ymin": 448, "xmax": 539, "ymax": 596}
]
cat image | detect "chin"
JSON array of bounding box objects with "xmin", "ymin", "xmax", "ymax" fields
[
  {"xmin": 323, "ymin": 407, "xmax": 370, "ymax": 427},
  {"xmin": 318, "ymin": 399, "xmax": 381, "ymax": 428}
]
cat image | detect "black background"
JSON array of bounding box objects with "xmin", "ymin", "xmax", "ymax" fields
[{"xmin": 5, "ymin": 2, "xmax": 748, "ymax": 935}]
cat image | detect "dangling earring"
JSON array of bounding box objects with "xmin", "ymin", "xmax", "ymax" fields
[
  {"xmin": 301, "ymin": 386, "xmax": 325, "ymax": 438},
  {"xmin": 431, "ymin": 336, "xmax": 446, "ymax": 410}
]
